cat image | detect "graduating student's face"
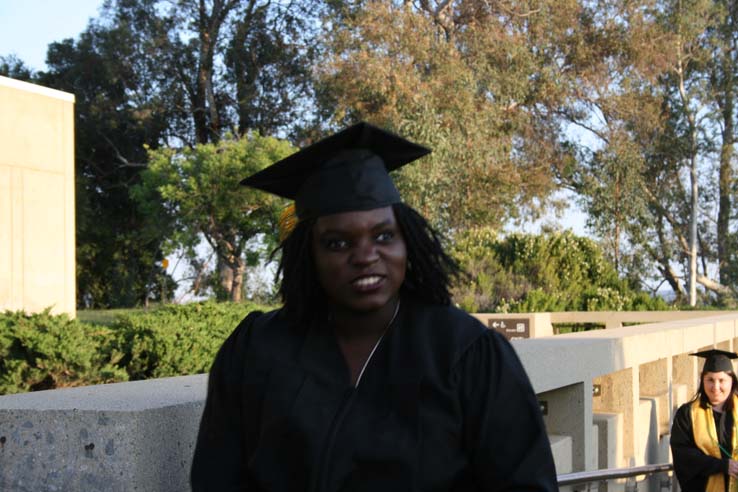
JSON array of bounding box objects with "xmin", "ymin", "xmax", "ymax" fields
[
  {"xmin": 311, "ymin": 206, "xmax": 407, "ymax": 314},
  {"xmin": 703, "ymin": 371, "xmax": 734, "ymax": 407}
]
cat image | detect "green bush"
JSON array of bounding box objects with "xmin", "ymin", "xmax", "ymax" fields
[
  {"xmin": 0, "ymin": 301, "xmax": 269, "ymax": 395},
  {"xmin": 0, "ymin": 310, "xmax": 127, "ymax": 395},
  {"xmin": 451, "ymin": 228, "xmax": 669, "ymax": 313},
  {"xmin": 112, "ymin": 301, "xmax": 268, "ymax": 380}
]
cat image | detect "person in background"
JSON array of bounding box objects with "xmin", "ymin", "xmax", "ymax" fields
[
  {"xmin": 671, "ymin": 349, "xmax": 738, "ymax": 492},
  {"xmin": 191, "ymin": 122, "xmax": 558, "ymax": 491}
]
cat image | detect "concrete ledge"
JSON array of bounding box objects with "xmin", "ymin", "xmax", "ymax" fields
[
  {"xmin": 0, "ymin": 374, "xmax": 206, "ymax": 492},
  {"xmin": 512, "ymin": 312, "xmax": 738, "ymax": 393},
  {"xmin": 0, "ymin": 75, "xmax": 76, "ymax": 103},
  {"xmin": 2, "ymin": 310, "xmax": 738, "ymax": 488},
  {"xmin": 548, "ymin": 310, "xmax": 734, "ymax": 329}
]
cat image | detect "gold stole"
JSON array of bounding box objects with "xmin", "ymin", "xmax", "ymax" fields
[{"xmin": 691, "ymin": 396, "xmax": 738, "ymax": 492}]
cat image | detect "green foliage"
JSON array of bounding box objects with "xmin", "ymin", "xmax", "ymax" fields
[
  {"xmin": 137, "ymin": 134, "xmax": 294, "ymax": 253},
  {"xmin": 37, "ymin": 27, "xmax": 175, "ymax": 308},
  {"xmin": 317, "ymin": 1, "xmax": 568, "ymax": 230},
  {"xmin": 0, "ymin": 54, "xmax": 34, "ymax": 80},
  {"xmin": 112, "ymin": 301, "xmax": 267, "ymax": 380},
  {"xmin": 11, "ymin": 0, "xmax": 319, "ymax": 308},
  {"xmin": 0, "ymin": 310, "xmax": 127, "ymax": 395},
  {"xmin": 133, "ymin": 134, "xmax": 295, "ymax": 301},
  {"xmin": 77, "ymin": 307, "xmax": 157, "ymax": 326},
  {"xmin": 552, "ymin": 0, "xmax": 738, "ymax": 304},
  {"xmin": 451, "ymin": 229, "xmax": 669, "ymax": 313},
  {"xmin": 0, "ymin": 302, "xmax": 269, "ymax": 395},
  {"xmin": 95, "ymin": 0, "xmax": 319, "ymax": 142}
]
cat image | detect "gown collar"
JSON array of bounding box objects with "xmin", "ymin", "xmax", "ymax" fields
[{"xmin": 295, "ymin": 300, "xmax": 423, "ymax": 387}]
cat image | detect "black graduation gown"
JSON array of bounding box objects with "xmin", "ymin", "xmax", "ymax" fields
[
  {"xmin": 670, "ymin": 402, "xmax": 732, "ymax": 492},
  {"xmin": 191, "ymin": 300, "xmax": 558, "ymax": 491}
]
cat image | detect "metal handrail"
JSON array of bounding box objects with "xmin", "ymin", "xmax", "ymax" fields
[{"xmin": 557, "ymin": 463, "xmax": 673, "ymax": 486}]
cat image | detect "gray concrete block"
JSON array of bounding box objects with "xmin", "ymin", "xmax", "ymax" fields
[
  {"xmin": 590, "ymin": 423, "xmax": 599, "ymax": 471},
  {"xmin": 593, "ymin": 412, "xmax": 623, "ymax": 469},
  {"xmin": 0, "ymin": 374, "xmax": 207, "ymax": 492},
  {"xmin": 549, "ymin": 434, "xmax": 573, "ymax": 475}
]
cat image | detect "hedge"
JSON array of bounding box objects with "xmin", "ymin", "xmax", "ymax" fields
[
  {"xmin": 0, "ymin": 309, "xmax": 125, "ymax": 394},
  {"xmin": 451, "ymin": 228, "xmax": 670, "ymax": 313},
  {"xmin": 0, "ymin": 301, "xmax": 268, "ymax": 395},
  {"xmin": 113, "ymin": 301, "xmax": 267, "ymax": 380}
]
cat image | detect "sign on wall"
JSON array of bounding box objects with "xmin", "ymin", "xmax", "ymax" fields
[{"xmin": 487, "ymin": 318, "xmax": 530, "ymax": 340}]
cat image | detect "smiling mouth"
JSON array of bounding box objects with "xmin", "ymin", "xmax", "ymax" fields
[{"xmin": 352, "ymin": 275, "xmax": 384, "ymax": 289}]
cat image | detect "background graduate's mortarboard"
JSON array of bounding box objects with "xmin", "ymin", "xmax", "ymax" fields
[
  {"xmin": 691, "ymin": 349, "xmax": 738, "ymax": 372},
  {"xmin": 240, "ymin": 122, "xmax": 430, "ymax": 219}
]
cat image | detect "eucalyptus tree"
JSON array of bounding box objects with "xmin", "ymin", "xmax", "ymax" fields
[
  {"xmin": 556, "ymin": 0, "xmax": 738, "ymax": 305},
  {"xmin": 316, "ymin": 0, "xmax": 581, "ymax": 231}
]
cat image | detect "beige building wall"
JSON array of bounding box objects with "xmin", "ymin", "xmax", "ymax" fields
[{"xmin": 0, "ymin": 76, "xmax": 75, "ymax": 316}]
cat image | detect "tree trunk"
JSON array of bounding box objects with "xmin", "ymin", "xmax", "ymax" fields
[
  {"xmin": 718, "ymin": 91, "xmax": 734, "ymax": 285},
  {"xmin": 192, "ymin": 44, "xmax": 211, "ymax": 145},
  {"xmin": 192, "ymin": 0, "xmax": 237, "ymax": 143},
  {"xmin": 196, "ymin": 4, "xmax": 217, "ymax": 143},
  {"xmin": 218, "ymin": 257, "xmax": 233, "ymax": 301},
  {"xmin": 230, "ymin": 258, "xmax": 245, "ymax": 302},
  {"xmin": 689, "ymin": 152, "xmax": 698, "ymax": 306},
  {"xmin": 231, "ymin": 0, "xmax": 261, "ymax": 134},
  {"xmin": 697, "ymin": 275, "xmax": 732, "ymax": 296},
  {"xmin": 675, "ymin": 36, "xmax": 699, "ymax": 306},
  {"xmin": 614, "ymin": 179, "xmax": 621, "ymax": 272},
  {"xmin": 654, "ymin": 216, "xmax": 685, "ymax": 299},
  {"xmin": 659, "ymin": 262, "xmax": 684, "ymax": 299}
]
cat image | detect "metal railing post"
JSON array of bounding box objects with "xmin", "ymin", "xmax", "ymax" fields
[{"xmin": 625, "ymin": 475, "xmax": 637, "ymax": 492}]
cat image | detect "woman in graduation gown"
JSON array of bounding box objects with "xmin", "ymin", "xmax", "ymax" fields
[
  {"xmin": 671, "ymin": 350, "xmax": 738, "ymax": 492},
  {"xmin": 190, "ymin": 122, "xmax": 558, "ymax": 491}
]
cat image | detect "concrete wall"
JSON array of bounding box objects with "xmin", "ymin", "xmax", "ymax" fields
[
  {"xmin": 0, "ymin": 76, "xmax": 75, "ymax": 317},
  {"xmin": 512, "ymin": 311, "xmax": 738, "ymax": 483},
  {"xmin": 2, "ymin": 311, "xmax": 738, "ymax": 490},
  {"xmin": 0, "ymin": 375, "xmax": 205, "ymax": 492}
]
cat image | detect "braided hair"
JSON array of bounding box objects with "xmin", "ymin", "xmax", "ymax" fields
[{"xmin": 275, "ymin": 202, "xmax": 461, "ymax": 323}]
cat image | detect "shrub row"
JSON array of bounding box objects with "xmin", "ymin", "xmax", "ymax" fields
[
  {"xmin": 0, "ymin": 301, "xmax": 267, "ymax": 395},
  {"xmin": 450, "ymin": 228, "xmax": 669, "ymax": 313}
]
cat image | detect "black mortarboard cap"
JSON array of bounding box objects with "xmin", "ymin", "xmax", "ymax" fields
[
  {"xmin": 691, "ymin": 349, "xmax": 738, "ymax": 373},
  {"xmin": 240, "ymin": 122, "xmax": 430, "ymax": 219}
]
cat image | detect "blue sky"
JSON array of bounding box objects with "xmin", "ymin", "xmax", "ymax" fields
[{"xmin": 0, "ymin": 0, "xmax": 104, "ymax": 71}]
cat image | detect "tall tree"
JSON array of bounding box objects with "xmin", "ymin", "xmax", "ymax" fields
[
  {"xmin": 316, "ymin": 0, "xmax": 578, "ymax": 230},
  {"xmin": 225, "ymin": 0, "xmax": 318, "ymax": 134},
  {"xmin": 36, "ymin": 22, "xmax": 174, "ymax": 307},
  {"xmin": 1, "ymin": 0, "xmax": 320, "ymax": 306},
  {"xmin": 704, "ymin": 0, "xmax": 738, "ymax": 287},
  {"xmin": 0, "ymin": 55, "xmax": 35, "ymax": 81},
  {"xmin": 554, "ymin": 0, "xmax": 738, "ymax": 304},
  {"xmin": 134, "ymin": 134, "xmax": 294, "ymax": 301},
  {"xmin": 102, "ymin": 0, "xmax": 319, "ymax": 144},
  {"xmin": 99, "ymin": 0, "xmax": 319, "ymax": 297},
  {"xmin": 665, "ymin": 0, "xmax": 714, "ymax": 305}
]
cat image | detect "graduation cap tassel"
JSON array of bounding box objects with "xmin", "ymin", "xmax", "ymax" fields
[{"xmin": 278, "ymin": 203, "xmax": 298, "ymax": 242}]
